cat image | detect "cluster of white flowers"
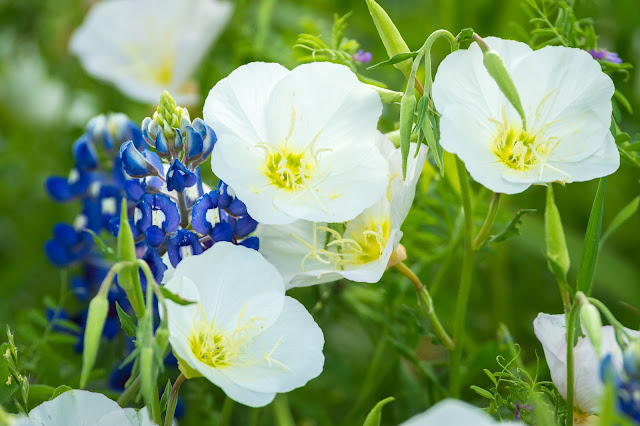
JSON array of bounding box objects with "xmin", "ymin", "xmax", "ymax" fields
[{"xmin": 63, "ymin": 0, "xmax": 624, "ymax": 421}]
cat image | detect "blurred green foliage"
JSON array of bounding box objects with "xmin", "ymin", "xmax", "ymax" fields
[{"xmin": 1, "ymin": 0, "xmax": 640, "ymax": 424}]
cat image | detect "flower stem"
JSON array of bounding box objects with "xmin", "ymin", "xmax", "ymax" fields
[
  {"xmin": 164, "ymin": 373, "xmax": 186, "ymax": 426},
  {"xmin": 219, "ymin": 396, "xmax": 235, "ymax": 426},
  {"xmin": 177, "ymin": 191, "xmax": 189, "ymax": 229},
  {"xmin": 472, "ymin": 193, "xmax": 501, "ymax": 249},
  {"xmin": 394, "ymin": 262, "xmax": 454, "ymax": 351},
  {"xmin": 566, "ymin": 300, "xmax": 581, "ymax": 426},
  {"xmin": 450, "ymin": 157, "xmax": 475, "ymax": 398}
]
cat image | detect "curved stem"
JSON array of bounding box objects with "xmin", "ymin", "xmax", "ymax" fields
[
  {"xmin": 219, "ymin": 396, "xmax": 235, "ymax": 426},
  {"xmin": 164, "ymin": 373, "xmax": 186, "ymax": 426},
  {"xmin": 421, "ymin": 29, "xmax": 457, "ymax": 97},
  {"xmin": 117, "ymin": 375, "xmax": 140, "ymax": 407},
  {"xmin": 566, "ymin": 301, "xmax": 581, "ymax": 426},
  {"xmin": 394, "ymin": 262, "xmax": 454, "ymax": 351},
  {"xmin": 450, "ymin": 157, "xmax": 475, "ymax": 398},
  {"xmin": 472, "ymin": 193, "xmax": 502, "ymax": 249}
]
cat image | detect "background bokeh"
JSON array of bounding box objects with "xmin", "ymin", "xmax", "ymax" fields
[{"xmin": 1, "ymin": 0, "xmax": 639, "ymax": 424}]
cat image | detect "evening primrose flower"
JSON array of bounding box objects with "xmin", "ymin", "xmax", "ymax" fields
[
  {"xmin": 204, "ymin": 62, "xmax": 389, "ymax": 225},
  {"xmin": 161, "ymin": 242, "xmax": 324, "ymax": 407},
  {"xmin": 257, "ymin": 133, "xmax": 426, "ymax": 288},
  {"xmin": 70, "ymin": 0, "xmax": 233, "ymax": 104},
  {"xmin": 24, "ymin": 390, "xmax": 154, "ymax": 425},
  {"xmin": 534, "ymin": 313, "xmax": 639, "ymax": 415},
  {"xmin": 432, "ymin": 37, "xmax": 619, "ymax": 194},
  {"xmin": 400, "ymin": 399, "xmax": 520, "ymax": 425}
]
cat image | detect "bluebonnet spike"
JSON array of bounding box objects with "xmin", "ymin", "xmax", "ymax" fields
[
  {"xmin": 166, "ymin": 159, "xmax": 197, "ymax": 193},
  {"xmin": 167, "ymin": 229, "xmax": 203, "ymax": 267}
]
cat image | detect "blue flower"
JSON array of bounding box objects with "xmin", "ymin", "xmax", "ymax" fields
[
  {"xmin": 166, "ymin": 159, "xmax": 197, "ymax": 193},
  {"xmin": 86, "ymin": 113, "xmax": 145, "ymax": 151},
  {"xmin": 45, "ymin": 168, "xmax": 93, "ymax": 202},
  {"xmin": 72, "ymin": 134, "xmax": 99, "ymax": 170},
  {"xmin": 44, "ymin": 224, "xmax": 93, "ymax": 267},
  {"xmin": 143, "ymin": 247, "xmax": 168, "ymax": 284},
  {"xmin": 183, "ymin": 118, "xmax": 217, "ymax": 165},
  {"xmin": 167, "ymin": 229, "xmax": 203, "ymax": 267},
  {"xmin": 136, "ymin": 194, "xmax": 181, "ymax": 246},
  {"xmin": 120, "ymin": 141, "xmax": 164, "ymax": 179}
]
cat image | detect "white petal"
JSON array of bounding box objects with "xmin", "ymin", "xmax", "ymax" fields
[
  {"xmin": 164, "ymin": 242, "xmax": 285, "ymax": 334},
  {"xmin": 513, "ymin": 46, "xmax": 614, "ymax": 163},
  {"xmin": 400, "ymin": 399, "xmax": 520, "ymax": 426},
  {"xmin": 27, "ymin": 390, "xmax": 134, "ymax": 426},
  {"xmin": 264, "ymin": 62, "xmax": 382, "ymax": 151},
  {"xmin": 204, "ymin": 62, "xmax": 289, "ymax": 144},
  {"xmin": 223, "ymin": 297, "xmax": 325, "ymax": 393}
]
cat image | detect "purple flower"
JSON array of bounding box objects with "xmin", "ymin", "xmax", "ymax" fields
[
  {"xmin": 353, "ymin": 49, "xmax": 372, "ymax": 64},
  {"xmin": 589, "ymin": 49, "xmax": 622, "ymax": 65}
]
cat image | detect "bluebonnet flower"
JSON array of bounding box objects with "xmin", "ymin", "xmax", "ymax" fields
[
  {"xmin": 602, "ymin": 340, "xmax": 640, "ymax": 423},
  {"xmin": 44, "ymin": 223, "xmax": 93, "ymax": 267},
  {"xmin": 589, "ymin": 48, "xmax": 623, "ymax": 65},
  {"xmin": 112, "ymin": 91, "xmax": 260, "ymax": 275}
]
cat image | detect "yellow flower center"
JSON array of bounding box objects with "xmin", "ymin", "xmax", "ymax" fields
[{"xmin": 263, "ymin": 145, "xmax": 314, "ymax": 191}]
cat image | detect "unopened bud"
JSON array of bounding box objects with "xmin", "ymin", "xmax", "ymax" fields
[
  {"xmin": 399, "ymin": 91, "xmax": 417, "ymax": 179},
  {"xmin": 80, "ymin": 294, "xmax": 109, "ymax": 388},
  {"xmin": 386, "ymin": 244, "xmax": 407, "ymax": 269},
  {"xmin": 578, "ymin": 296, "xmax": 602, "ymax": 357},
  {"xmin": 365, "ymin": 0, "xmax": 412, "ymax": 77}
]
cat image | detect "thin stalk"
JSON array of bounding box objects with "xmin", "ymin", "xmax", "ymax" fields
[
  {"xmin": 566, "ymin": 301, "xmax": 581, "ymax": 426},
  {"xmin": 394, "ymin": 262, "xmax": 454, "ymax": 351},
  {"xmin": 117, "ymin": 375, "xmax": 140, "ymax": 406},
  {"xmin": 164, "ymin": 374, "xmax": 186, "ymax": 426},
  {"xmin": 219, "ymin": 397, "xmax": 235, "ymax": 426},
  {"xmin": 151, "ymin": 381, "xmax": 162, "ymax": 425},
  {"xmin": 450, "ymin": 157, "xmax": 475, "ymax": 398},
  {"xmin": 587, "ymin": 297, "xmax": 633, "ymax": 340},
  {"xmin": 272, "ymin": 395, "xmax": 295, "ymax": 426},
  {"xmin": 472, "ymin": 193, "xmax": 501, "ymax": 249},
  {"xmin": 177, "ymin": 191, "xmax": 189, "ymax": 228}
]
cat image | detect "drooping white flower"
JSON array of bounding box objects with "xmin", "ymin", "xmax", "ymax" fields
[
  {"xmin": 70, "ymin": 0, "xmax": 233, "ymax": 105},
  {"xmin": 534, "ymin": 313, "xmax": 638, "ymax": 414},
  {"xmin": 160, "ymin": 242, "xmax": 325, "ymax": 407},
  {"xmin": 400, "ymin": 399, "xmax": 520, "ymax": 425},
  {"xmin": 204, "ymin": 62, "xmax": 389, "ymax": 225},
  {"xmin": 256, "ymin": 133, "xmax": 426, "ymax": 289},
  {"xmin": 432, "ymin": 37, "xmax": 619, "ymax": 194},
  {"xmin": 23, "ymin": 390, "xmax": 154, "ymax": 425}
]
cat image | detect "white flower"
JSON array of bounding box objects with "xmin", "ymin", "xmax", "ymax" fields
[
  {"xmin": 70, "ymin": 0, "xmax": 233, "ymax": 105},
  {"xmin": 400, "ymin": 399, "xmax": 520, "ymax": 425},
  {"xmin": 23, "ymin": 390, "xmax": 154, "ymax": 425},
  {"xmin": 204, "ymin": 62, "xmax": 389, "ymax": 225},
  {"xmin": 256, "ymin": 133, "xmax": 426, "ymax": 288},
  {"xmin": 160, "ymin": 242, "xmax": 325, "ymax": 407},
  {"xmin": 533, "ymin": 313, "xmax": 638, "ymax": 414},
  {"xmin": 432, "ymin": 37, "xmax": 618, "ymax": 194}
]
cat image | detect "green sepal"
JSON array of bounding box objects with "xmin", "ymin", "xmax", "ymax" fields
[
  {"xmin": 365, "ymin": 0, "xmax": 412, "ymax": 77},
  {"xmin": 116, "ymin": 302, "xmax": 137, "ymax": 338},
  {"xmin": 579, "ymin": 302, "xmax": 602, "ymax": 356},
  {"xmin": 544, "ymin": 185, "xmax": 570, "ymax": 284},
  {"xmin": 80, "ymin": 295, "xmax": 109, "ymax": 388}
]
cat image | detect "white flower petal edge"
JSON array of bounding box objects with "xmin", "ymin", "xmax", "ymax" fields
[
  {"xmin": 70, "ymin": 0, "xmax": 233, "ymax": 104},
  {"xmin": 533, "ymin": 313, "xmax": 639, "ymax": 413},
  {"xmin": 257, "ymin": 133, "xmax": 427, "ymax": 289},
  {"xmin": 160, "ymin": 242, "xmax": 324, "ymax": 407},
  {"xmin": 432, "ymin": 37, "xmax": 618, "ymax": 194},
  {"xmin": 205, "ymin": 62, "xmax": 389, "ymax": 225},
  {"xmin": 400, "ymin": 399, "xmax": 521, "ymax": 426},
  {"xmin": 25, "ymin": 390, "xmax": 153, "ymax": 426}
]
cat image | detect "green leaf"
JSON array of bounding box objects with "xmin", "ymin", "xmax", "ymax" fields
[
  {"xmin": 614, "ymin": 89, "xmax": 633, "ymax": 115},
  {"xmin": 483, "ymin": 369, "xmax": 498, "ymax": 386},
  {"xmin": 83, "ymin": 228, "xmax": 114, "ymax": 255},
  {"xmin": 51, "ymin": 385, "xmax": 73, "ymax": 400},
  {"xmin": 470, "ymin": 385, "xmax": 494, "ymax": 400},
  {"xmin": 0, "ymin": 343, "xmax": 18, "ymax": 404},
  {"xmin": 116, "ymin": 302, "xmax": 137, "ymax": 338},
  {"xmin": 577, "ymin": 178, "xmax": 607, "ymax": 296},
  {"xmin": 366, "ymin": 51, "xmax": 419, "ymax": 70},
  {"xmin": 159, "ymin": 287, "xmax": 196, "ymax": 306},
  {"xmin": 160, "ymin": 379, "xmax": 172, "ymax": 420},
  {"xmin": 331, "ymin": 12, "xmax": 352, "ymax": 49},
  {"xmin": 363, "ymin": 396, "xmax": 395, "ymax": 426},
  {"xmin": 485, "ymin": 209, "xmax": 536, "ymax": 244},
  {"xmin": 601, "ymin": 196, "xmax": 639, "ymax": 246}
]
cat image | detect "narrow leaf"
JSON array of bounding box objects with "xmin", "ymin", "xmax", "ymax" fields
[
  {"xmin": 160, "ymin": 287, "xmax": 196, "ymax": 306},
  {"xmin": 367, "ymin": 51, "xmax": 419, "ymax": 70},
  {"xmin": 116, "ymin": 302, "xmax": 137, "ymax": 338},
  {"xmin": 83, "ymin": 228, "xmax": 114, "ymax": 255},
  {"xmin": 601, "ymin": 195, "xmax": 639, "ymax": 246},
  {"xmin": 470, "ymin": 385, "xmax": 494, "ymax": 400},
  {"xmin": 363, "ymin": 396, "xmax": 395, "ymax": 426},
  {"xmin": 577, "ymin": 178, "xmax": 607, "ymax": 296},
  {"xmin": 485, "ymin": 209, "xmax": 536, "ymax": 244}
]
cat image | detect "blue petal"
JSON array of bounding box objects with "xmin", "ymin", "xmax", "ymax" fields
[
  {"xmin": 141, "ymin": 117, "xmax": 155, "ymax": 148},
  {"xmin": 72, "ymin": 135, "xmax": 99, "ymax": 170},
  {"xmin": 211, "ymin": 222, "xmax": 233, "ymax": 243},
  {"xmin": 234, "ymin": 215, "xmax": 258, "ymax": 238},
  {"xmin": 191, "ymin": 193, "xmax": 217, "ymax": 234},
  {"xmin": 145, "ymin": 225, "xmax": 166, "ymax": 247},
  {"xmin": 227, "ymin": 198, "xmax": 248, "ymax": 216},
  {"xmin": 139, "ymin": 194, "xmax": 180, "ymax": 234},
  {"xmin": 53, "ymin": 223, "xmax": 79, "ymax": 246},
  {"xmin": 70, "ymin": 277, "xmax": 91, "ymax": 302},
  {"xmin": 217, "ymin": 181, "xmax": 233, "ymax": 209},
  {"xmin": 143, "ymin": 247, "xmax": 168, "ymax": 283},
  {"xmin": 173, "ymin": 127, "xmax": 183, "ymax": 150},
  {"xmin": 167, "ymin": 229, "xmax": 203, "ymax": 267},
  {"xmin": 46, "ymin": 176, "xmax": 73, "ymax": 202},
  {"xmin": 120, "ymin": 141, "xmax": 155, "ymax": 178},
  {"xmin": 124, "ymin": 179, "xmax": 145, "ymax": 202},
  {"xmin": 45, "ymin": 239, "xmax": 72, "ymax": 266},
  {"xmin": 155, "ymin": 131, "xmax": 170, "ymax": 157},
  {"xmin": 239, "ymin": 236, "xmax": 260, "ymax": 251},
  {"xmin": 166, "ymin": 159, "xmax": 196, "ymax": 193},
  {"xmin": 184, "ymin": 125, "xmax": 203, "ymax": 163}
]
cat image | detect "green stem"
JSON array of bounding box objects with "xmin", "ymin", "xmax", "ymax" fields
[
  {"xmin": 164, "ymin": 374, "xmax": 186, "ymax": 426},
  {"xmin": 472, "ymin": 193, "xmax": 501, "ymax": 249},
  {"xmin": 151, "ymin": 381, "xmax": 162, "ymax": 425},
  {"xmin": 587, "ymin": 297, "xmax": 633, "ymax": 340},
  {"xmin": 394, "ymin": 262, "xmax": 454, "ymax": 351},
  {"xmin": 117, "ymin": 375, "xmax": 140, "ymax": 406},
  {"xmin": 177, "ymin": 191, "xmax": 189, "ymax": 229},
  {"xmin": 566, "ymin": 301, "xmax": 581, "ymax": 426},
  {"xmin": 219, "ymin": 397, "xmax": 235, "ymax": 426},
  {"xmin": 421, "ymin": 29, "xmax": 457, "ymax": 97},
  {"xmin": 273, "ymin": 395, "xmax": 295, "ymax": 426},
  {"xmin": 450, "ymin": 157, "xmax": 475, "ymax": 398}
]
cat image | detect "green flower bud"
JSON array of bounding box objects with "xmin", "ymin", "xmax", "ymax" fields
[
  {"xmin": 365, "ymin": 0, "xmax": 412, "ymax": 77},
  {"xmin": 80, "ymin": 294, "xmax": 109, "ymax": 388},
  {"xmin": 399, "ymin": 91, "xmax": 416, "ymax": 179},
  {"xmin": 475, "ymin": 35, "xmax": 527, "ymax": 130},
  {"xmin": 579, "ymin": 300, "xmax": 602, "ymax": 357},
  {"xmin": 545, "ymin": 186, "xmax": 570, "ymax": 281},
  {"xmin": 156, "ymin": 91, "xmax": 190, "ymax": 139},
  {"xmin": 140, "ymin": 346, "xmax": 156, "ymax": 419}
]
